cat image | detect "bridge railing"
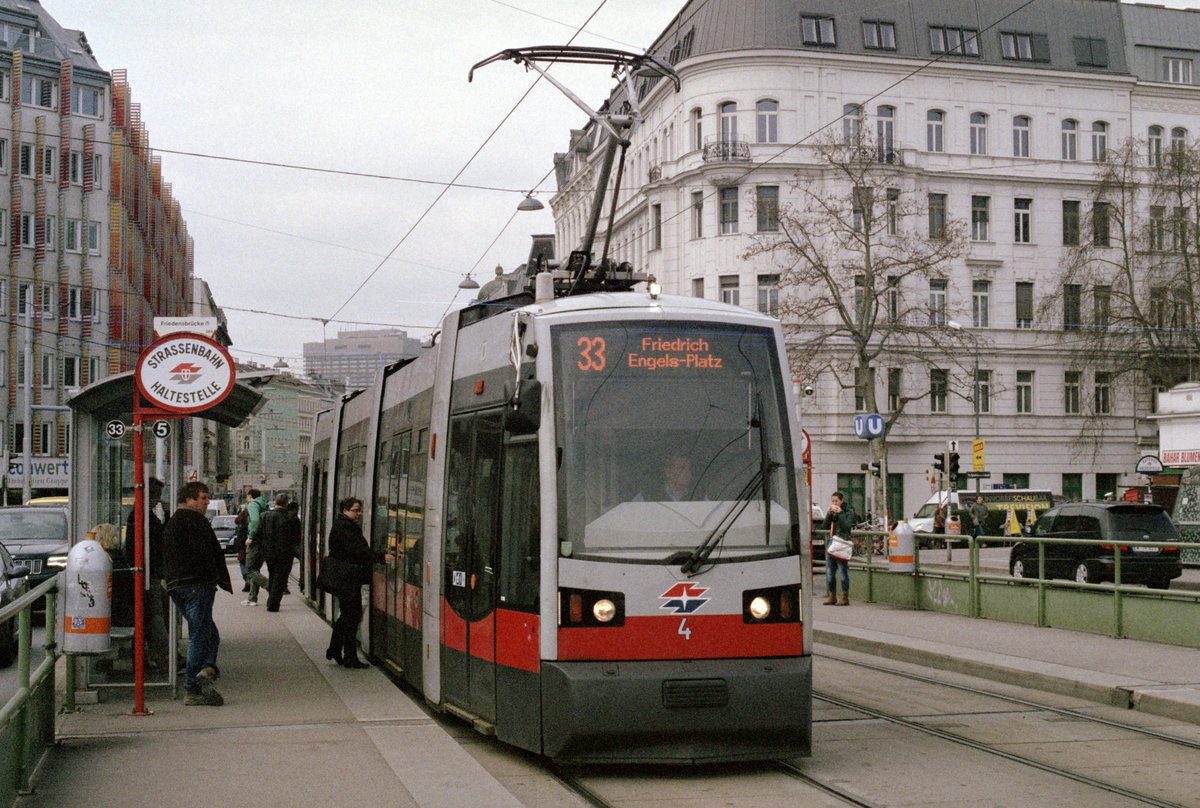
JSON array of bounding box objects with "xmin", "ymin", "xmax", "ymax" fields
[
  {"xmin": 0, "ymin": 573, "xmax": 60, "ymax": 804},
  {"xmin": 844, "ymin": 532, "xmax": 1200, "ymax": 647}
]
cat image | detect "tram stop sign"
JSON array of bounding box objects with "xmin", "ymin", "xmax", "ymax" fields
[{"xmin": 135, "ymin": 333, "xmax": 236, "ymax": 415}]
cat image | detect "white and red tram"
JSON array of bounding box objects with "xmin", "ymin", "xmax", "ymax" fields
[{"xmin": 303, "ymin": 288, "xmax": 813, "ymax": 763}]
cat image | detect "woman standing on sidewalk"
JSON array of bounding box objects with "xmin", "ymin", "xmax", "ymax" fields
[
  {"xmin": 325, "ymin": 497, "xmax": 392, "ymax": 668},
  {"xmin": 822, "ymin": 491, "xmax": 855, "ymax": 606}
]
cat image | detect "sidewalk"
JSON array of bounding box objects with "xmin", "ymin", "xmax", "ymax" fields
[
  {"xmin": 813, "ymin": 568, "xmax": 1200, "ymax": 726},
  {"xmin": 20, "ymin": 577, "xmax": 527, "ymax": 808}
]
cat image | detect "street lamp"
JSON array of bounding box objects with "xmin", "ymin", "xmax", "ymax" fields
[{"xmin": 946, "ymin": 320, "xmax": 981, "ymax": 497}]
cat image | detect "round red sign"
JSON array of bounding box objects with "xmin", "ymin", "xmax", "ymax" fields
[{"xmin": 135, "ymin": 333, "xmax": 236, "ymax": 414}]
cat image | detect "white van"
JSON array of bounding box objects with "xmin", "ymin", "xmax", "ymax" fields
[
  {"xmin": 205, "ymin": 499, "xmax": 229, "ymax": 521},
  {"xmin": 911, "ymin": 488, "xmax": 1054, "ymax": 536}
]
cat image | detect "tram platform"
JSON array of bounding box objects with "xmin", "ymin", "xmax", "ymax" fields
[{"xmin": 15, "ymin": 558, "xmax": 1200, "ymax": 807}]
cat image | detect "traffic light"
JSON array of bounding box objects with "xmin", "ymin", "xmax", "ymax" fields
[
  {"xmin": 933, "ymin": 452, "xmax": 945, "ymax": 473},
  {"xmin": 869, "ymin": 461, "xmax": 881, "ymax": 477},
  {"xmin": 947, "ymin": 452, "xmax": 960, "ymax": 477}
]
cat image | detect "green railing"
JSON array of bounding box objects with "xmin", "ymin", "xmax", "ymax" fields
[
  {"xmin": 846, "ymin": 532, "xmax": 1200, "ymax": 647},
  {"xmin": 0, "ymin": 573, "xmax": 59, "ymax": 805}
]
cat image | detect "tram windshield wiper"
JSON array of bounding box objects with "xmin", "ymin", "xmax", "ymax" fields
[{"xmin": 679, "ymin": 460, "xmax": 781, "ymax": 576}]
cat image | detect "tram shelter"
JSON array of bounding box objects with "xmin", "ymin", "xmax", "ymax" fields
[{"xmin": 65, "ymin": 369, "xmax": 265, "ymax": 697}]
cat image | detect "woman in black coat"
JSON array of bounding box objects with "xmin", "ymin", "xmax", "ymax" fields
[{"xmin": 325, "ymin": 496, "xmax": 392, "ymax": 667}]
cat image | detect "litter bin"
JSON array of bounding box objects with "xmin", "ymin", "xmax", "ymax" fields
[
  {"xmin": 63, "ymin": 537, "xmax": 112, "ymax": 655},
  {"xmin": 889, "ymin": 520, "xmax": 915, "ymax": 572}
]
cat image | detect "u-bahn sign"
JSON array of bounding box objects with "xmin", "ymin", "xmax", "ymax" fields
[{"xmin": 135, "ymin": 332, "xmax": 235, "ymax": 414}]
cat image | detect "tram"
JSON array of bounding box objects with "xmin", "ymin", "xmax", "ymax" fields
[{"xmin": 301, "ymin": 46, "xmax": 812, "ymax": 763}]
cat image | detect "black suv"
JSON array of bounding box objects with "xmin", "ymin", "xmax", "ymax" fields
[
  {"xmin": 0, "ymin": 507, "xmax": 69, "ymax": 591},
  {"xmin": 1009, "ymin": 502, "xmax": 1182, "ymax": 589}
]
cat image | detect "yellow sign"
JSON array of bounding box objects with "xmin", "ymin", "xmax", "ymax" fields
[{"xmin": 972, "ymin": 438, "xmax": 985, "ymax": 472}]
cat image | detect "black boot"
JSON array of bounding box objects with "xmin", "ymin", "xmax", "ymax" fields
[
  {"xmin": 325, "ymin": 644, "xmax": 342, "ymax": 664},
  {"xmin": 340, "ymin": 641, "xmax": 368, "ymax": 668}
]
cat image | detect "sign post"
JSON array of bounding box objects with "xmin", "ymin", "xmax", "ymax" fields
[{"xmin": 129, "ymin": 332, "xmax": 235, "ymax": 716}]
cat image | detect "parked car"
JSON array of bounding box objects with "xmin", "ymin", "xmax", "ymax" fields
[
  {"xmin": 0, "ymin": 507, "xmax": 69, "ymax": 595},
  {"xmin": 0, "ymin": 543, "xmax": 30, "ymax": 667},
  {"xmin": 1008, "ymin": 501, "xmax": 1182, "ymax": 588},
  {"xmin": 212, "ymin": 514, "xmax": 239, "ymax": 555}
]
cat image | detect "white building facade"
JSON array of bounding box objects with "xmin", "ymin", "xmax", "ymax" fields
[{"xmin": 550, "ymin": 0, "xmax": 1200, "ymax": 519}]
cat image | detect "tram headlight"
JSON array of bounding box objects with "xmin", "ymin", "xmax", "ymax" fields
[
  {"xmin": 748, "ymin": 596, "xmax": 771, "ymax": 620},
  {"xmin": 592, "ymin": 598, "xmax": 617, "ymax": 623}
]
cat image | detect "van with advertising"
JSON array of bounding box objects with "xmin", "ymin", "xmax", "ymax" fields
[{"xmin": 911, "ymin": 488, "xmax": 1054, "ymax": 539}]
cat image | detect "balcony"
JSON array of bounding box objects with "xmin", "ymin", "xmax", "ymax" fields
[{"xmin": 703, "ymin": 138, "xmax": 751, "ymax": 163}]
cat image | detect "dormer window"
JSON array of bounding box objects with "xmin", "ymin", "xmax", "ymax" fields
[
  {"xmin": 929, "ymin": 25, "xmax": 979, "ymax": 57},
  {"xmin": 801, "ymin": 15, "xmax": 836, "ymax": 47},
  {"xmin": 862, "ymin": 20, "xmax": 896, "ymax": 50},
  {"xmin": 999, "ymin": 31, "xmax": 1049, "ymax": 62}
]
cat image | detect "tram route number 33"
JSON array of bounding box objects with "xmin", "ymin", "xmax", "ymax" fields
[{"xmin": 576, "ymin": 335, "xmax": 725, "ymax": 373}]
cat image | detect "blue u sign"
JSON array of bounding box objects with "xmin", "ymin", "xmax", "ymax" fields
[{"xmin": 853, "ymin": 414, "xmax": 885, "ymax": 439}]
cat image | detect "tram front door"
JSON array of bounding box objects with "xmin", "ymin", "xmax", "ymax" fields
[{"xmin": 441, "ymin": 411, "xmax": 502, "ymax": 722}]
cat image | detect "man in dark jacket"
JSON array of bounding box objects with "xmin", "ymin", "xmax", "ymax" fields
[
  {"xmin": 259, "ymin": 494, "xmax": 300, "ymax": 612},
  {"xmin": 124, "ymin": 477, "xmax": 170, "ymax": 669},
  {"xmin": 164, "ymin": 481, "xmax": 232, "ymax": 706}
]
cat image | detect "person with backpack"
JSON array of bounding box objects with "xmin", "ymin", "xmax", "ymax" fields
[
  {"xmin": 233, "ymin": 505, "xmax": 250, "ymax": 591},
  {"xmin": 822, "ymin": 491, "xmax": 856, "ymax": 606}
]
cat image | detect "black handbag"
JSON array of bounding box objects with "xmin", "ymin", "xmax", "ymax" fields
[{"xmin": 316, "ymin": 556, "xmax": 363, "ymax": 597}]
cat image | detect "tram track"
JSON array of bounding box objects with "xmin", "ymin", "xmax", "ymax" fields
[
  {"xmin": 813, "ymin": 689, "xmax": 1192, "ymax": 808},
  {"xmin": 771, "ymin": 761, "xmax": 887, "ymax": 808},
  {"xmin": 818, "ymin": 648, "xmax": 1200, "ymax": 750}
]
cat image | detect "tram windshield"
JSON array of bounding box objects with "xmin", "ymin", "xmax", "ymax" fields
[{"xmin": 552, "ymin": 319, "xmax": 797, "ymax": 563}]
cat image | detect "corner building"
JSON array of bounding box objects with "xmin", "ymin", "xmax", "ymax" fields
[
  {"xmin": 0, "ymin": 1, "xmax": 192, "ymax": 497},
  {"xmin": 550, "ymin": 0, "xmax": 1200, "ymax": 517}
]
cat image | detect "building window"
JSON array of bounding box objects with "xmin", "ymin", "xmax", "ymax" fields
[
  {"xmin": 852, "ymin": 186, "xmax": 871, "ymax": 232},
  {"xmin": 843, "ymin": 103, "xmax": 861, "ymax": 145},
  {"xmin": 801, "ymin": 15, "xmax": 836, "ymax": 47},
  {"xmin": 887, "ymin": 276, "xmax": 900, "ymax": 323},
  {"xmin": 976, "ymin": 369, "xmax": 992, "ymax": 414},
  {"xmin": 38, "ymin": 146, "xmax": 54, "ymax": 179},
  {"xmin": 1091, "ymin": 121, "xmax": 1108, "ymax": 162},
  {"xmin": 692, "ymin": 278, "xmax": 704, "ymax": 298},
  {"xmin": 876, "ymin": 105, "xmax": 895, "ymax": 162},
  {"xmin": 20, "ymin": 75, "xmax": 56, "ymax": 109},
  {"xmin": 756, "ymin": 100, "xmax": 778, "ymax": 143},
  {"xmin": 719, "ymin": 187, "xmax": 739, "ymax": 234},
  {"xmin": 1093, "ymin": 285, "xmax": 1111, "ymax": 328},
  {"xmin": 1062, "ymin": 200, "xmax": 1080, "ymax": 246},
  {"xmin": 1094, "ymin": 372, "xmax": 1111, "ymax": 414},
  {"xmin": 69, "ymin": 151, "xmax": 83, "ymax": 183},
  {"xmin": 886, "ymin": 188, "xmax": 899, "ymax": 235},
  {"xmin": 62, "ymin": 356, "xmax": 78, "ymax": 388},
  {"xmin": 928, "ymin": 193, "xmax": 946, "ymax": 239},
  {"xmin": 1073, "ymin": 37, "xmax": 1108, "ymax": 68},
  {"xmin": 972, "ymin": 280, "xmax": 990, "ymax": 327},
  {"xmin": 72, "ymin": 84, "xmax": 103, "ymax": 118},
  {"xmin": 36, "ymin": 421, "xmax": 51, "ymax": 454},
  {"xmin": 757, "ymin": 274, "xmax": 779, "ymax": 316},
  {"xmin": 888, "ymin": 368, "xmax": 901, "ymax": 412},
  {"xmin": 1148, "ymin": 126, "xmax": 1163, "ymax": 167},
  {"xmin": 1062, "ymin": 119, "xmax": 1078, "ymax": 161},
  {"xmin": 1063, "ymin": 473, "xmax": 1083, "ymax": 501},
  {"xmin": 65, "ymin": 219, "xmax": 82, "ymax": 253},
  {"xmin": 691, "ymin": 191, "xmax": 704, "ymax": 238},
  {"xmin": 1016, "ymin": 282, "xmax": 1034, "ymax": 329},
  {"xmin": 971, "ymin": 195, "xmax": 990, "ymax": 241},
  {"xmin": 88, "ymin": 357, "xmax": 100, "ymax": 383},
  {"xmin": 862, "ymin": 20, "xmax": 896, "ymax": 50},
  {"xmin": 1016, "ymin": 370, "xmax": 1034, "ymax": 414},
  {"xmin": 0, "ymin": 209, "xmax": 5, "ymax": 245},
  {"xmin": 67, "ymin": 287, "xmax": 81, "ymax": 320},
  {"xmin": 1171, "ymin": 206, "xmax": 1189, "ymax": 251},
  {"xmin": 927, "ymin": 109, "xmax": 944, "ymax": 153},
  {"xmin": 1013, "ymin": 115, "xmax": 1030, "ymax": 157},
  {"xmin": 690, "ymin": 108, "xmax": 702, "ymax": 151},
  {"xmin": 1064, "ymin": 371, "xmax": 1081, "ymax": 414},
  {"xmin": 756, "ymin": 185, "xmax": 779, "ymax": 232},
  {"xmin": 1171, "ymin": 127, "xmax": 1188, "ymax": 157},
  {"xmin": 929, "ymin": 278, "xmax": 947, "ymax": 326},
  {"xmin": 929, "ymin": 26, "xmax": 979, "ymax": 56},
  {"xmin": 1165, "ymin": 57, "xmax": 1193, "ymax": 84},
  {"xmin": 650, "ymin": 204, "xmax": 661, "ymax": 250},
  {"xmin": 854, "ymin": 365, "xmax": 871, "ymax": 411},
  {"xmin": 1149, "ymin": 206, "xmax": 1166, "ymax": 251},
  {"xmin": 40, "ymin": 354, "xmax": 53, "ymax": 388},
  {"xmin": 1000, "ymin": 31, "xmax": 1049, "ymax": 62},
  {"xmin": 719, "ymin": 275, "xmax": 739, "ymax": 306},
  {"xmin": 719, "ymin": 101, "xmax": 737, "ymax": 143},
  {"xmin": 930, "ymin": 369, "xmax": 948, "ymax": 413},
  {"xmin": 86, "ymin": 222, "xmax": 100, "ymax": 254},
  {"xmin": 969, "ymin": 112, "xmax": 988, "ymax": 155},
  {"xmin": 1063, "ymin": 284, "xmax": 1081, "ymax": 331},
  {"xmin": 1014, "ymin": 198, "xmax": 1032, "ymax": 243},
  {"xmin": 1092, "ymin": 201, "xmax": 1111, "ymax": 246},
  {"xmin": 92, "ymin": 155, "xmax": 104, "ymax": 190},
  {"xmin": 18, "ymin": 143, "xmax": 32, "ymax": 177},
  {"xmin": 853, "ymin": 275, "xmax": 867, "ymax": 324},
  {"xmin": 19, "ymin": 214, "xmax": 32, "ymax": 248}
]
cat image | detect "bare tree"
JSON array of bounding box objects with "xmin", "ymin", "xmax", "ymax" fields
[
  {"xmin": 744, "ymin": 129, "xmax": 972, "ymax": 519},
  {"xmin": 1048, "ymin": 137, "xmax": 1200, "ymax": 455}
]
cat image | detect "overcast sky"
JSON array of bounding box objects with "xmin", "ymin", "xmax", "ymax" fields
[
  {"xmin": 46, "ymin": 0, "xmax": 679, "ymax": 367},
  {"xmin": 47, "ymin": 0, "xmax": 1200, "ymax": 369}
]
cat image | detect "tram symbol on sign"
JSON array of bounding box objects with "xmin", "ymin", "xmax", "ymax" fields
[
  {"xmin": 659, "ymin": 582, "xmax": 710, "ymax": 614},
  {"xmin": 168, "ymin": 363, "xmax": 203, "ymax": 383},
  {"xmin": 104, "ymin": 420, "xmax": 126, "ymax": 439},
  {"xmin": 151, "ymin": 421, "xmax": 171, "ymax": 439}
]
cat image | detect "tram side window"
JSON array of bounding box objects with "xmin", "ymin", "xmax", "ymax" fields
[
  {"xmin": 500, "ymin": 440, "xmax": 539, "ymax": 611},
  {"xmin": 405, "ymin": 429, "xmax": 428, "ymax": 586}
]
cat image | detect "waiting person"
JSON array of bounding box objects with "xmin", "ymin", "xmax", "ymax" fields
[
  {"xmin": 822, "ymin": 491, "xmax": 855, "ymax": 606},
  {"xmin": 241, "ymin": 489, "xmax": 270, "ymax": 606},
  {"xmin": 164, "ymin": 481, "xmax": 231, "ymax": 706},
  {"xmin": 94, "ymin": 524, "xmax": 134, "ymax": 629},
  {"xmin": 970, "ymin": 496, "xmax": 988, "ymax": 539},
  {"xmin": 124, "ymin": 477, "xmax": 170, "ymax": 669},
  {"xmin": 325, "ymin": 497, "xmax": 392, "ymax": 668},
  {"xmin": 259, "ymin": 494, "xmax": 300, "ymax": 612},
  {"xmin": 933, "ymin": 507, "xmax": 946, "ymax": 534}
]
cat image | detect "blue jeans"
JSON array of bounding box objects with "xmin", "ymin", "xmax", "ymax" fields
[
  {"xmin": 826, "ymin": 557, "xmax": 850, "ymax": 595},
  {"xmin": 169, "ymin": 584, "xmax": 219, "ymax": 692}
]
